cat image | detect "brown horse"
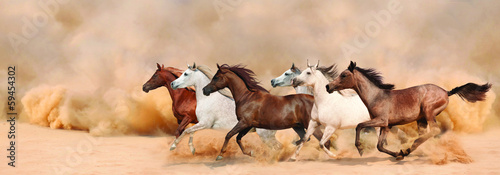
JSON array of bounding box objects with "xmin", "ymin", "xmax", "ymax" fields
[
  {"xmin": 202, "ymin": 64, "xmax": 330, "ymax": 160},
  {"xmin": 326, "ymin": 61, "xmax": 491, "ymax": 160},
  {"xmin": 143, "ymin": 63, "xmax": 198, "ymax": 138}
]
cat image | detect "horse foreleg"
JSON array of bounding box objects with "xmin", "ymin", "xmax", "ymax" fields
[
  {"xmin": 170, "ymin": 122, "xmax": 208, "ymax": 153},
  {"xmin": 355, "ymin": 118, "xmax": 386, "ymax": 157},
  {"xmin": 377, "ymin": 127, "xmax": 399, "ymax": 158},
  {"xmin": 320, "ymin": 126, "xmax": 337, "ymax": 159},
  {"xmin": 175, "ymin": 117, "xmax": 192, "ymax": 138},
  {"xmin": 290, "ymin": 120, "xmax": 319, "ymax": 161},
  {"xmin": 292, "ymin": 127, "xmax": 306, "ymax": 145},
  {"xmin": 236, "ymin": 127, "xmax": 253, "ymax": 156},
  {"xmin": 216, "ymin": 122, "xmax": 249, "ymax": 161},
  {"xmin": 313, "ymin": 129, "xmax": 333, "ymax": 150}
]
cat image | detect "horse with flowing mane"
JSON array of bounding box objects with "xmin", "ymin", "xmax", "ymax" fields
[
  {"xmin": 142, "ymin": 63, "xmax": 198, "ymax": 138},
  {"xmin": 290, "ymin": 62, "xmax": 374, "ymax": 160},
  {"xmin": 202, "ymin": 64, "xmax": 330, "ymax": 161},
  {"xmin": 170, "ymin": 63, "xmax": 279, "ymax": 155},
  {"xmin": 326, "ymin": 61, "xmax": 492, "ymax": 160}
]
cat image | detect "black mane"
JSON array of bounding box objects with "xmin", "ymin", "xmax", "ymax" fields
[
  {"xmin": 354, "ymin": 67, "xmax": 395, "ymax": 90},
  {"xmin": 220, "ymin": 64, "xmax": 269, "ymax": 93}
]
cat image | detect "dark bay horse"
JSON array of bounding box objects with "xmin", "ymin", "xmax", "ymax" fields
[
  {"xmin": 202, "ymin": 64, "xmax": 330, "ymax": 160},
  {"xmin": 326, "ymin": 61, "xmax": 491, "ymax": 160},
  {"xmin": 143, "ymin": 63, "xmax": 198, "ymax": 138}
]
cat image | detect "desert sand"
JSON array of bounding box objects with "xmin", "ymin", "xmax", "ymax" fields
[{"xmin": 1, "ymin": 122, "xmax": 499, "ymax": 175}]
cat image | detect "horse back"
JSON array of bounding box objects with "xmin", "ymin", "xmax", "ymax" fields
[
  {"xmin": 385, "ymin": 84, "xmax": 447, "ymax": 125},
  {"xmin": 250, "ymin": 93, "xmax": 313, "ymax": 129}
]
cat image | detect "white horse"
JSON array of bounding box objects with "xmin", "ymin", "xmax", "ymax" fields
[
  {"xmin": 170, "ymin": 63, "xmax": 279, "ymax": 154},
  {"xmin": 290, "ymin": 62, "xmax": 374, "ymax": 160},
  {"xmin": 271, "ymin": 63, "xmax": 313, "ymax": 95}
]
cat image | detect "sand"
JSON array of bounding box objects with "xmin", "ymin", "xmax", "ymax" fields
[{"xmin": 1, "ymin": 122, "xmax": 500, "ymax": 175}]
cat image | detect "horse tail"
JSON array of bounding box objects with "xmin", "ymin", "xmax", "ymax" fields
[{"xmin": 447, "ymin": 83, "xmax": 492, "ymax": 102}]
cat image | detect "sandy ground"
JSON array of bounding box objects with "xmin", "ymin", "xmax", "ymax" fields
[{"xmin": 1, "ymin": 122, "xmax": 500, "ymax": 175}]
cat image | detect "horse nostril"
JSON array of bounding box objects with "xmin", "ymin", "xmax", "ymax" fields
[{"xmin": 326, "ymin": 84, "xmax": 330, "ymax": 90}]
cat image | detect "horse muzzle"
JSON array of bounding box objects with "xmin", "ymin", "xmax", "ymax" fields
[
  {"xmin": 171, "ymin": 82, "xmax": 179, "ymax": 89},
  {"xmin": 326, "ymin": 84, "xmax": 336, "ymax": 94},
  {"xmin": 202, "ymin": 86, "xmax": 213, "ymax": 96},
  {"xmin": 271, "ymin": 79, "xmax": 281, "ymax": 88},
  {"xmin": 142, "ymin": 85, "xmax": 150, "ymax": 93},
  {"xmin": 291, "ymin": 78, "xmax": 303, "ymax": 87}
]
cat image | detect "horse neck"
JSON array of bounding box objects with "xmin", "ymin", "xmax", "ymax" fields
[
  {"xmin": 193, "ymin": 72, "xmax": 213, "ymax": 101},
  {"xmin": 352, "ymin": 71, "xmax": 385, "ymax": 109},
  {"xmin": 294, "ymin": 86, "xmax": 313, "ymax": 95},
  {"xmin": 161, "ymin": 72, "xmax": 179, "ymax": 101},
  {"xmin": 311, "ymin": 74, "xmax": 331, "ymax": 103},
  {"xmin": 225, "ymin": 73, "xmax": 253, "ymax": 103}
]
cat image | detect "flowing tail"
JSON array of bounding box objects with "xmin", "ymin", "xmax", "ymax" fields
[{"xmin": 448, "ymin": 83, "xmax": 492, "ymax": 102}]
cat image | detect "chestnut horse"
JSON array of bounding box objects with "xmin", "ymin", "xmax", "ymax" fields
[
  {"xmin": 326, "ymin": 61, "xmax": 492, "ymax": 160},
  {"xmin": 202, "ymin": 64, "xmax": 330, "ymax": 161},
  {"xmin": 143, "ymin": 63, "xmax": 198, "ymax": 138}
]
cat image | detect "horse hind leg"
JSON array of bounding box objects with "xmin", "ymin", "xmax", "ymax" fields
[
  {"xmin": 400, "ymin": 108, "xmax": 443, "ymax": 159},
  {"xmin": 417, "ymin": 117, "xmax": 428, "ymax": 136},
  {"xmin": 236, "ymin": 127, "xmax": 253, "ymax": 156}
]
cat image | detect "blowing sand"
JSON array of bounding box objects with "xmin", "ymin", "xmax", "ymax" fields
[{"xmin": 1, "ymin": 122, "xmax": 499, "ymax": 175}]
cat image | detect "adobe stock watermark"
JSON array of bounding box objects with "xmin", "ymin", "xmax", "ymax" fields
[
  {"xmin": 213, "ymin": 0, "xmax": 245, "ymax": 20},
  {"xmin": 53, "ymin": 135, "xmax": 102, "ymax": 175},
  {"xmin": 8, "ymin": 0, "xmax": 68, "ymax": 53},
  {"xmin": 340, "ymin": 0, "xmax": 403, "ymax": 59}
]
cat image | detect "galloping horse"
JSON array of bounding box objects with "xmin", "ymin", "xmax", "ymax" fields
[
  {"xmin": 170, "ymin": 63, "xmax": 279, "ymax": 155},
  {"xmin": 202, "ymin": 64, "xmax": 330, "ymax": 161},
  {"xmin": 326, "ymin": 61, "xmax": 492, "ymax": 160},
  {"xmin": 271, "ymin": 63, "xmax": 332, "ymax": 147},
  {"xmin": 291, "ymin": 62, "xmax": 373, "ymax": 160},
  {"xmin": 142, "ymin": 63, "xmax": 198, "ymax": 138},
  {"xmin": 271, "ymin": 63, "xmax": 313, "ymax": 95}
]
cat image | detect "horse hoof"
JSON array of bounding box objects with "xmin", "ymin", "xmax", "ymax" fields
[
  {"xmin": 170, "ymin": 145, "xmax": 176, "ymax": 151},
  {"xmin": 396, "ymin": 155, "xmax": 404, "ymax": 161},
  {"xmin": 250, "ymin": 151, "xmax": 254, "ymax": 157},
  {"xmin": 191, "ymin": 148, "xmax": 196, "ymax": 155},
  {"xmin": 216, "ymin": 156, "xmax": 223, "ymax": 161},
  {"xmin": 357, "ymin": 148, "xmax": 364, "ymax": 157}
]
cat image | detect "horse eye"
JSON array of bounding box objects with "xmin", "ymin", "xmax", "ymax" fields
[
  {"xmin": 285, "ymin": 73, "xmax": 290, "ymax": 76},
  {"xmin": 306, "ymin": 72, "xmax": 311, "ymax": 75},
  {"xmin": 341, "ymin": 74, "xmax": 346, "ymax": 78},
  {"xmin": 184, "ymin": 73, "xmax": 188, "ymax": 76}
]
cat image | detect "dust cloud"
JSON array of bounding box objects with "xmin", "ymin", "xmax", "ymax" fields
[{"xmin": 0, "ymin": 0, "xmax": 498, "ymax": 164}]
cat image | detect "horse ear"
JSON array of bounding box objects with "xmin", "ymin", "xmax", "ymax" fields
[
  {"xmin": 315, "ymin": 60, "xmax": 319, "ymax": 68},
  {"xmin": 291, "ymin": 63, "xmax": 295, "ymax": 69},
  {"xmin": 217, "ymin": 63, "xmax": 220, "ymax": 69},
  {"xmin": 307, "ymin": 59, "xmax": 310, "ymax": 67},
  {"xmin": 192, "ymin": 62, "xmax": 196, "ymax": 69},
  {"xmin": 156, "ymin": 63, "xmax": 161, "ymax": 70},
  {"xmin": 162, "ymin": 64, "xmax": 165, "ymax": 69},
  {"xmin": 348, "ymin": 61, "xmax": 356, "ymax": 72}
]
